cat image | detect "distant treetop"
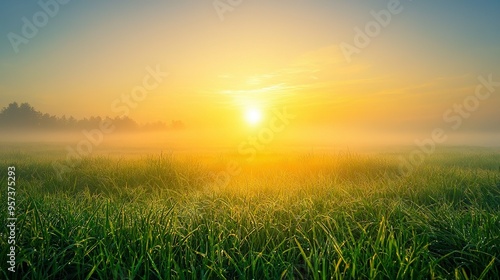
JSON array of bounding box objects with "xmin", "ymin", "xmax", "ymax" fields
[{"xmin": 0, "ymin": 102, "xmax": 184, "ymax": 132}]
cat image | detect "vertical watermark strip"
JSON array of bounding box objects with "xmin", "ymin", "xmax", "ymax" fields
[{"xmin": 6, "ymin": 166, "xmax": 17, "ymax": 273}]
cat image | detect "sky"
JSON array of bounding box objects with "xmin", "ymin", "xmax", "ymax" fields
[{"xmin": 1, "ymin": 0, "xmax": 499, "ymax": 147}]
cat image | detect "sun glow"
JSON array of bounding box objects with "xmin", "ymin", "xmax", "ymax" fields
[{"xmin": 245, "ymin": 108, "xmax": 263, "ymax": 126}]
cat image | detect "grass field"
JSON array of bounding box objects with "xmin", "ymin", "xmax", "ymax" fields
[{"xmin": 1, "ymin": 148, "xmax": 499, "ymax": 279}]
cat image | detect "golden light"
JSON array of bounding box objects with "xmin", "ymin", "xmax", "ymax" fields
[{"xmin": 245, "ymin": 108, "xmax": 262, "ymax": 126}]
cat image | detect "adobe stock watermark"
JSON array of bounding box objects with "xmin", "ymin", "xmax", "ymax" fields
[
  {"xmin": 7, "ymin": 0, "xmax": 72, "ymax": 54},
  {"xmin": 213, "ymin": 0, "xmax": 244, "ymax": 21},
  {"xmin": 6, "ymin": 166, "xmax": 17, "ymax": 273},
  {"xmin": 398, "ymin": 74, "xmax": 499, "ymax": 176},
  {"xmin": 208, "ymin": 107, "xmax": 295, "ymax": 189},
  {"xmin": 340, "ymin": 0, "xmax": 412, "ymax": 63},
  {"xmin": 52, "ymin": 65, "xmax": 169, "ymax": 180}
]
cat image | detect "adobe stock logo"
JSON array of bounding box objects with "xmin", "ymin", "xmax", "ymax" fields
[
  {"xmin": 51, "ymin": 65, "xmax": 169, "ymax": 181},
  {"xmin": 213, "ymin": 0, "xmax": 244, "ymax": 21},
  {"xmin": 398, "ymin": 74, "xmax": 499, "ymax": 177},
  {"xmin": 340, "ymin": 0, "xmax": 412, "ymax": 63},
  {"xmin": 7, "ymin": 0, "xmax": 71, "ymax": 54},
  {"xmin": 209, "ymin": 107, "xmax": 295, "ymax": 189}
]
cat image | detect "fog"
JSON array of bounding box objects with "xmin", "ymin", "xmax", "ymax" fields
[{"xmin": 1, "ymin": 128, "xmax": 499, "ymax": 159}]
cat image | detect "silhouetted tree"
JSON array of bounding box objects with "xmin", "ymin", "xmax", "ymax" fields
[
  {"xmin": 0, "ymin": 102, "xmax": 185, "ymax": 132},
  {"xmin": 170, "ymin": 120, "xmax": 185, "ymax": 130},
  {"xmin": 0, "ymin": 102, "xmax": 41, "ymax": 129}
]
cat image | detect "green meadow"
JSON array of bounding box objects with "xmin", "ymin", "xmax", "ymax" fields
[{"xmin": 1, "ymin": 147, "xmax": 499, "ymax": 279}]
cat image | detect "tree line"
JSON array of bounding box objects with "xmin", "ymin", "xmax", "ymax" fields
[{"xmin": 0, "ymin": 102, "xmax": 184, "ymax": 132}]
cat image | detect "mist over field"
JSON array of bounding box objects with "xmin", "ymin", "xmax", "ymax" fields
[{"xmin": 1, "ymin": 0, "xmax": 500, "ymax": 279}]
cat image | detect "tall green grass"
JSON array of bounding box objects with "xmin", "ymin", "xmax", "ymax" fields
[{"xmin": 1, "ymin": 149, "xmax": 499, "ymax": 279}]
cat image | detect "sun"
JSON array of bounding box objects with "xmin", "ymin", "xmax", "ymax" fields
[{"xmin": 245, "ymin": 108, "xmax": 262, "ymax": 126}]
